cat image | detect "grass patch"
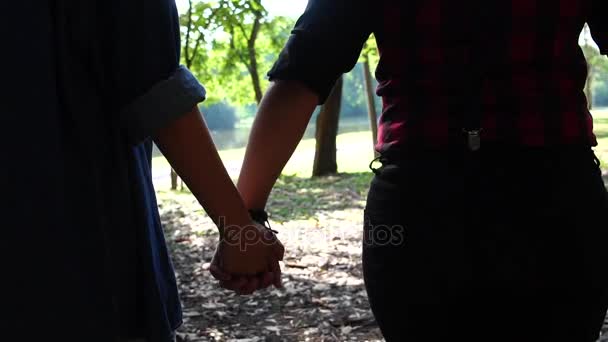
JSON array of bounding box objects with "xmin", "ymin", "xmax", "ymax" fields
[
  {"xmin": 152, "ymin": 130, "xmax": 376, "ymax": 190},
  {"xmin": 153, "ymin": 108, "xmax": 607, "ymax": 177},
  {"xmin": 267, "ymin": 172, "xmax": 372, "ymax": 222},
  {"xmin": 155, "ymin": 172, "xmax": 373, "ymax": 224},
  {"xmin": 152, "ymin": 130, "xmax": 376, "ymax": 222}
]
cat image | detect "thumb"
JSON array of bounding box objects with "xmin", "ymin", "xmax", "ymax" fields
[
  {"xmin": 269, "ymin": 257, "xmax": 283, "ymax": 289},
  {"xmin": 272, "ymin": 240, "xmax": 285, "ymax": 261},
  {"xmin": 209, "ymin": 246, "xmax": 232, "ymax": 281},
  {"xmin": 209, "ymin": 263, "xmax": 232, "ymax": 282}
]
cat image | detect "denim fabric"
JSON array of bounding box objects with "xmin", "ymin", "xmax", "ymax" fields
[
  {"xmin": 0, "ymin": 1, "xmax": 205, "ymax": 341},
  {"xmin": 122, "ymin": 66, "xmax": 206, "ymax": 144}
]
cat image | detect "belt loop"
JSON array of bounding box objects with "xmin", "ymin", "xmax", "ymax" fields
[
  {"xmin": 463, "ymin": 128, "xmax": 483, "ymax": 152},
  {"xmin": 369, "ymin": 155, "xmax": 384, "ymax": 175}
]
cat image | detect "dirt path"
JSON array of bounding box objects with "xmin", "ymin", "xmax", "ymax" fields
[
  {"xmin": 159, "ymin": 172, "xmax": 608, "ymax": 342},
  {"xmin": 160, "ymin": 191, "xmax": 383, "ymax": 342}
]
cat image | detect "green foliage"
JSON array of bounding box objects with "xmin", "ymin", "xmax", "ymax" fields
[
  {"xmin": 594, "ymin": 78, "xmax": 608, "ymax": 107},
  {"xmin": 180, "ymin": 0, "xmax": 294, "ymax": 105},
  {"xmin": 582, "ymin": 44, "xmax": 608, "ymax": 75},
  {"xmin": 156, "ymin": 171, "xmax": 372, "ymax": 224},
  {"xmin": 580, "ymin": 24, "xmax": 608, "ymax": 108},
  {"xmin": 342, "ymin": 64, "xmax": 366, "ymax": 117},
  {"xmin": 235, "ymin": 103, "xmax": 257, "ymax": 120},
  {"xmin": 209, "ymin": 15, "xmax": 294, "ymax": 104},
  {"xmin": 180, "ymin": 1, "xmax": 383, "ymax": 113},
  {"xmin": 581, "ymin": 27, "xmax": 608, "ymax": 71},
  {"xmin": 598, "ymin": 93, "xmax": 608, "ymax": 107},
  {"xmin": 200, "ymin": 101, "xmax": 238, "ymax": 130},
  {"xmin": 341, "ymin": 63, "xmax": 382, "ymax": 119},
  {"xmin": 360, "ymin": 34, "xmax": 380, "ymax": 69}
]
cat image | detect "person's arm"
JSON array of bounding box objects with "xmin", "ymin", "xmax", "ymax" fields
[
  {"xmin": 237, "ymin": 0, "xmax": 374, "ymax": 209},
  {"xmin": 153, "ymin": 107, "xmax": 252, "ymax": 230},
  {"xmin": 237, "ymin": 81, "xmax": 318, "ymax": 209},
  {"xmin": 154, "ymin": 107, "xmax": 283, "ymax": 286},
  {"xmin": 588, "ymin": 0, "xmax": 607, "ymax": 55},
  {"xmin": 106, "ymin": 0, "xmax": 282, "ymax": 281}
]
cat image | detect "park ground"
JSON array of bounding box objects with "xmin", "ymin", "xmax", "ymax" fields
[{"xmin": 155, "ymin": 109, "xmax": 608, "ymax": 342}]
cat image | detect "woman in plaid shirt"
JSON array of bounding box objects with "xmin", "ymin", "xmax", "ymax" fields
[{"xmin": 229, "ymin": 0, "xmax": 608, "ymax": 340}]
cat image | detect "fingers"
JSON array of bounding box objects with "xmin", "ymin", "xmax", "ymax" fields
[
  {"xmin": 217, "ymin": 273, "xmax": 271, "ymax": 295},
  {"xmin": 234, "ymin": 262, "xmax": 281, "ymax": 293},
  {"xmin": 260, "ymin": 271, "xmax": 275, "ymax": 289},
  {"xmin": 272, "ymin": 239, "xmax": 285, "ymax": 261},
  {"xmin": 239, "ymin": 277, "xmax": 261, "ymax": 295},
  {"xmin": 209, "ymin": 263, "xmax": 232, "ymax": 282},
  {"xmin": 211, "ymin": 226, "xmax": 285, "ymax": 295},
  {"xmin": 217, "ymin": 272, "xmax": 276, "ymax": 294},
  {"xmin": 269, "ymin": 257, "xmax": 283, "ymax": 289},
  {"xmin": 265, "ymin": 232, "xmax": 284, "ymax": 288},
  {"xmin": 270, "ymin": 237, "xmax": 284, "ymax": 288},
  {"xmin": 219, "ymin": 276, "xmax": 248, "ymax": 292}
]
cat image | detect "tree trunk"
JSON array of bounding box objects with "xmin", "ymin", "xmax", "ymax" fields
[
  {"xmin": 249, "ymin": 61, "xmax": 263, "ymax": 104},
  {"xmin": 363, "ymin": 57, "xmax": 379, "ymax": 156},
  {"xmin": 168, "ymin": 0, "xmax": 197, "ymax": 192},
  {"xmin": 582, "ymin": 24, "xmax": 594, "ymax": 110},
  {"xmin": 248, "ymin": 15, "xmax": 263, "ymax": 104},
  {"xmin": 313, "ymin": 77, "xmax": 343, "ymax": 177},
  {"xmin": 170, "ymin": 168, "xmax": 178, "ymax": 190},
  {"xmin": 585, "ymin": 69, "xmax": 594, "ymax": 110}
]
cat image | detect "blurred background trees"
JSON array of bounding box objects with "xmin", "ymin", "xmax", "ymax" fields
[{"xmin": 161, "ymin": 1, "xmax": 608, "ymax": 189}]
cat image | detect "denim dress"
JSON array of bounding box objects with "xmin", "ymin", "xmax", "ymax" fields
[{"xmin": 0, "ymin": 1, "xmax": 205, "ymax": 341}]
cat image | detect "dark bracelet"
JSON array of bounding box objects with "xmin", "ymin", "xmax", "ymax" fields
[{"xmin": 249, "ymin": 209, "xmax": 278, "ymax": 234}]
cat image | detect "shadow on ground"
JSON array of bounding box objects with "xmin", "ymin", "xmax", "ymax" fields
[
  {"xmin": 158, "ymin": 171, "xmax": 608, "ymax": 342},
  {"xmin": 264, "ymin": 172, "xmax": 372, "ymax": 222},
  {"xmin": 161, "ymin": 207, "xmax": 382, "ymax": 342}
]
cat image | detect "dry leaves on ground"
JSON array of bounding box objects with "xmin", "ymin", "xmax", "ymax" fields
[
  {"xmin": 158, "ymin": 171, "xmax": 608, "ymax": 342},
  {"xmin": 159, "ymin": 185, "xmax": 383, "ymax": 342}
]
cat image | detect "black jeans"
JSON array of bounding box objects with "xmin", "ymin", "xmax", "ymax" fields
[{"xmin": 363, "ymin": 146, "xmax": 608, "ymax": 342}]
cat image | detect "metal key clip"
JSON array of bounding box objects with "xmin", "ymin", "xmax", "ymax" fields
[{"xmin": 465, "ymin": 129, "xmax": 482, "ymax": 152}]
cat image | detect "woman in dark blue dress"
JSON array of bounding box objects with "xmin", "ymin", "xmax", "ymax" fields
[{"xmin": 0, "ymin": 1, "xmax": 282, "ymax": 341}]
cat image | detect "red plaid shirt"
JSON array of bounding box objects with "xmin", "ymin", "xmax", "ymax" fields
[{"xmin": 269, "ymin": 0, "xmax": 607, "ymax": 152}]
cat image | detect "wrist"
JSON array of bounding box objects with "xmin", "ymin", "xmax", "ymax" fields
[
  {"xmin": 216, "ymin": 213, "xmax": 253, "ymax": 235},
  {"xmin": 249, "ymin": 209, "xmax": 278, "ymax": 234},
  {"xmin": 248, "ymin": 209, "xmax": 269, "ymax": 225}
]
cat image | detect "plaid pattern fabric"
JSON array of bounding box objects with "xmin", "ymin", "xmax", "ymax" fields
[{"xmin": 269, "ymin": 0, "xmax": 607, "ymax": 152}]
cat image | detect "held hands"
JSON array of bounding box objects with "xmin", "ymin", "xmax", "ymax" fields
[{"xmin": 209, "ymin": 222, "xmax": 284, "ymax": 295}]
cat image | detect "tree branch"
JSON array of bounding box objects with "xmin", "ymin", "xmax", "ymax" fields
[
  {"xmin": 228, "ymin": 26, "xmax": 249, "ymax": 66},
  {"xmin": 190, "ymin": 32, "xmax": 205, "ymax": 67},
  {"xmin": 248, "ymin": 11, "xmax": 262, "ymax": 48},
  {"xmin": 184, "ymin": 0, "xmax": 194, "ymax": 67}
]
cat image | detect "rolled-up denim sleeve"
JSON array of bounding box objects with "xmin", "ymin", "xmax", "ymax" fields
[
  {"xmin": 588, "ymin": 0, "xmax": 607, "ymax": 55},
  {"xmin": 120, "ymin": 66, "xmax": 206, "ymax": 144},
  {"xmin": 268, "ymin": 0, "xmax": 373, "ymax": 104},
  {"xmin": 107, "ymin": 0, "xmax": 206, "ymax": 144}
]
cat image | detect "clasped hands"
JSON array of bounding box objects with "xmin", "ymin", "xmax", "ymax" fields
[{"xmin": 209, "ymin": 222, "xmax": 285, "ymax": 295}]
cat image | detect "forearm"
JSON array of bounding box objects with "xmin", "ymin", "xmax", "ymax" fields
[
  {"xmin": 154, "ymin": 107, "xmax": 251, "ymax": 230},
  {"xmin": 237, "ymin": 80, "xmax": 318, "ymax": 210}
]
